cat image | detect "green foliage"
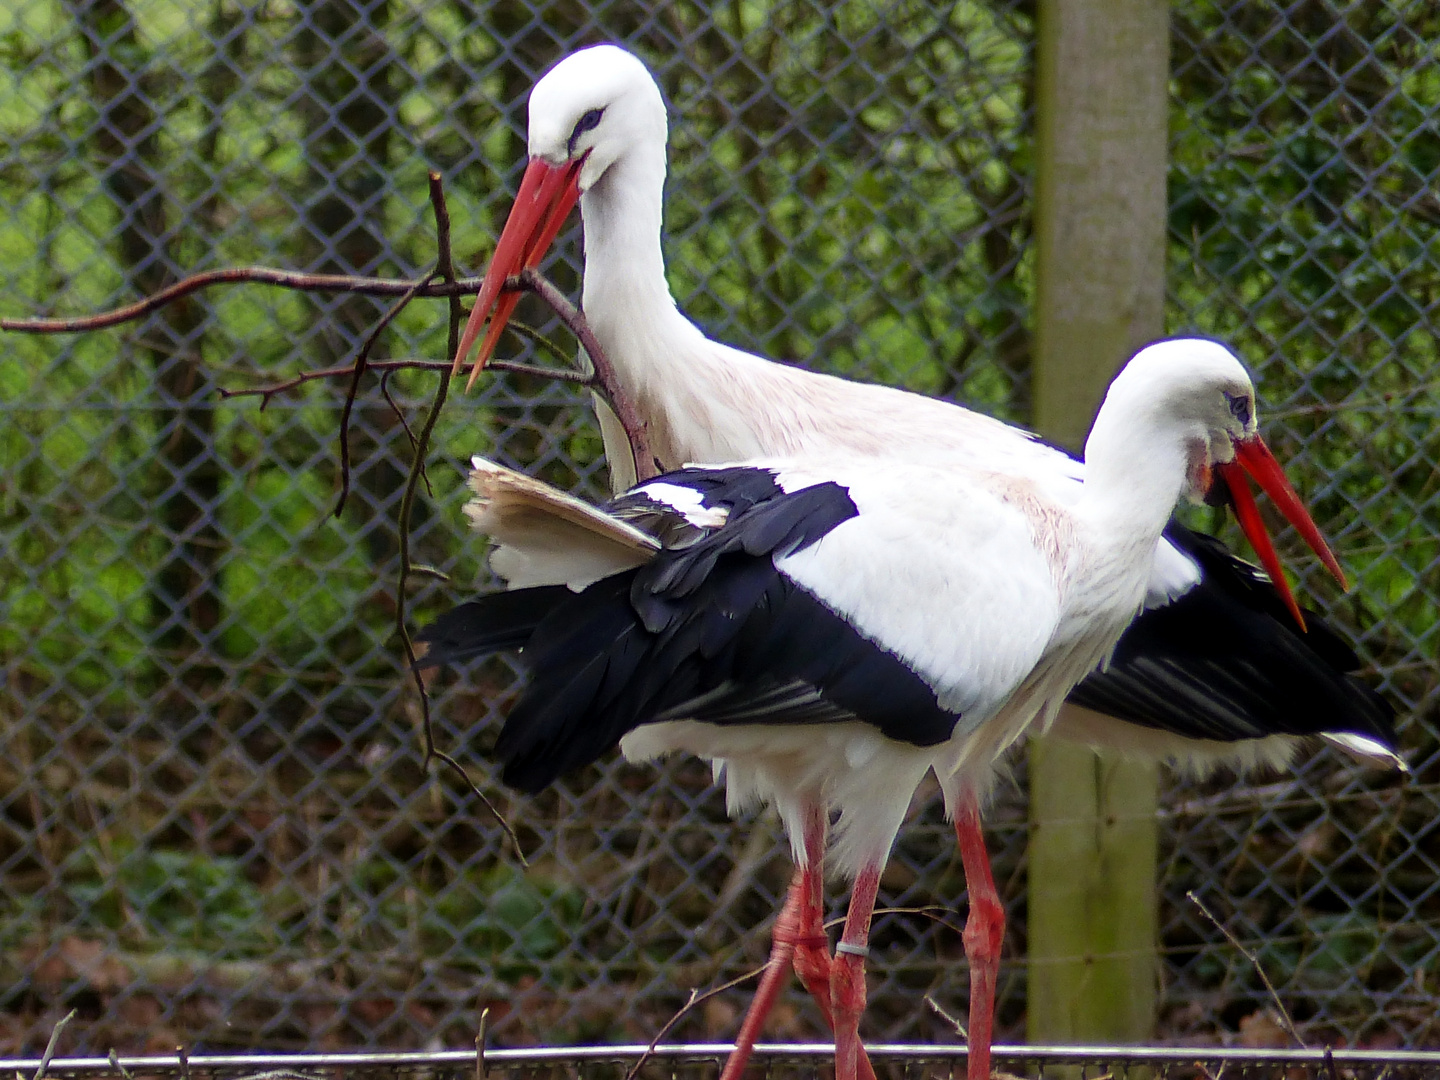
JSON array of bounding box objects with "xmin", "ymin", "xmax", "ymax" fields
[
  {"xmin": 61, "ymin": 843, "xmax": 270, "ymax": 956},
  {"xmin": 26, "ymin": 843, "xmax": 584, "ymax": 976},
  {"xmin": 350, "ymin": 860, "xmax": 587, "ymax": 979}
]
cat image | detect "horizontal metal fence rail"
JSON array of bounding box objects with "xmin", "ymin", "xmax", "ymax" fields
[{"xmin": 10, "ymin": 1046, "xmax": 1440, "ymax": 1080}]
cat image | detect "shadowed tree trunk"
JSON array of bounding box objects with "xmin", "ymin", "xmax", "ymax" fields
[
  {"xmin": 70, "ymin": 0, "xmax": 224, "ymax": 687},
  {"xmin": 292, "ymin": 0, "xmax": 413, "ymax": 567}
]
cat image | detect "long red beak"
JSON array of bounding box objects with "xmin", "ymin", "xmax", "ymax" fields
[
  {"xmin": 453, "ymin": 155, "xmax": 586, "ymax": 391},
  {"xmin": 1215, "ymin": 436, "xmax": 1347, "ymax": 631}
]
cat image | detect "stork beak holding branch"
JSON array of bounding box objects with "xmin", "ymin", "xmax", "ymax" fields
[
  {"xmin": 1214, "ymin": 435, "xmax": 1346, "ymax": 631},
  {"xmin": 453, "ymin": 156, "xmax": 587, "ymax": 390}
]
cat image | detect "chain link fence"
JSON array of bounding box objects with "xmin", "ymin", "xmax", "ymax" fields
[{"xmin": 1, "ymin": 0, "xmax": 1436, "ymax": 1058}]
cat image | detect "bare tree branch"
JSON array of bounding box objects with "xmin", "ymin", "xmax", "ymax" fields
[
  {"xmin": 513, "ymin": 268, "xmax": 659, "ymax": 482},
  {"xmin": 334, "ymin": 270, "xmax": 438, "ymax": 517},
  {"xmin": 398, "ymin": 172, "xmax": 525, "ymax": 865},
  {"xmin": 30, "ymin": 1009, "xmax": 75, "ymax": 1080},
  {"xmin": 475, "ymin": 1006, "xmax": 490, "ymax": 1080},
  {"xmin": 106, "ymin": 1050, "xmax": 136, "ymax": 1080},
  {"xmin": 925, "ymin": 993, "xmax": 967, "ymax": 1039},
  {"xmin": 378, "ymin": 369, "xmax": 422, "ymax": 469},
  {"xmin": 1, "ymin": 267, "xmax": 484, "ymax": 334},
  {"xmin": 1, "ymin": 180, "xmax": 649, "ymax": 872},
  {"xmin": 216, "ymin": 358, "xmax": 591, "ymax": 408}
]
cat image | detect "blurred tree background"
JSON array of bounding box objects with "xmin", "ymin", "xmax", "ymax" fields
[{"xmin": 0, "ymin": 0, "xmax": 1436, "ymax": 1055}]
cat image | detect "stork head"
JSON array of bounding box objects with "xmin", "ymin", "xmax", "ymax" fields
[
  {"xmin": 527, "ymin": 45, "xmax": 667, "ymax": 191},
  {"xmin": 454, "ymin": 45, "xmax": 666, "ymax": 386},
  {"xmin": 1105, "ymin": 339, "xmax": 1257, "ymax": 483},
  {"xmin": 1099, "ymin": 338, "xmax": 1346, "ymax": 630}
]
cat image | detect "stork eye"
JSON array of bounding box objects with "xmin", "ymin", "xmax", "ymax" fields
[
  {"xmin": 1226, "ymin": 393, "xmax": 1252, "ymax": 426},
  {"xmin": 567, "ymin": 108, "xmax": 605, "ymax": 156},
  {"xmin": 573, "ymin": 108, "xmax": 605, "ymax": 137}
]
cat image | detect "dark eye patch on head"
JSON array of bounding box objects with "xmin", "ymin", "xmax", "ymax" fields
[
  {"xmin": 568, "ymin": 107, "xmax": 605, "ymax": 154},
  {"xmin": 1226, "ymin": 392, "xmax": 1252, "ymax": 427}
]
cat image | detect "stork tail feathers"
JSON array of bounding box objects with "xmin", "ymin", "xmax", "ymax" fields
[{"xmin": 465, "ymin": 456, "xmax": 660, "ymax": 588}]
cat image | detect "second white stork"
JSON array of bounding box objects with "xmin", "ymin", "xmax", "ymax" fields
[{"xmin": 422, "ymin": 340, "xmax": 1373, "ymax": 1080}]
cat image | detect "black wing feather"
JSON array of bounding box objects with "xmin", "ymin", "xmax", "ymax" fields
[
  {"xmin": 1069, "ymin": 521, "xmax": 1397, "ymax": 749},
  {"xmin": 413, "ymin": 586, "xmax": 570, "ymax": 668},
  {"xmin": 425, "ymin": 469, "xmax": 962, "ymax": 794}
]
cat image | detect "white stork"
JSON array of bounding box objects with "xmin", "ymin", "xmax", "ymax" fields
[
  {"xmin": 449, "ymin": 45, "xmax": 1400, "ymax": 1078},
  {"xmin": 423, "ymin": 340, "xmax": 1357, "ymax": 1080}
]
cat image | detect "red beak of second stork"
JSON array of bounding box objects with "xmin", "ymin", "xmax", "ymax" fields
[
  {"xmin": 1215, "ymin": 435, "xmax": 1347, "ymax": 631},
  {"xmin": 452, "ymin": 156, "xmax": 587, "ymax": 391}
]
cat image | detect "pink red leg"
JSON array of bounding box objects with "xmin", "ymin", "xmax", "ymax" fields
[
  {"xmin": 790, "ymin": 806, "xmax": 835, "ymax": 1022},
  {"xmin": 718, "ymin": 870, "xmax": 806, "ymax": 1080},
  {"xmin": 719, "ymin": 806, "xmax": 877, "ymax": 1080},
  {"xmin": 955, "ymin": 798, "xmax": 1003, "ymax": 1080},
  {"xmin": 830, "ymin": 863, "xmax": 881, "ymax": 1080},
  {"xmin": 789, "ymin": 812, "xmax": 879, "ymax": 1080}
]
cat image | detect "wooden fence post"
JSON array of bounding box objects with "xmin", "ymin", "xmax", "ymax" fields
[{"xmin": 1026, "ymin": 0, "xmax": 1170, "ymax": 1044}]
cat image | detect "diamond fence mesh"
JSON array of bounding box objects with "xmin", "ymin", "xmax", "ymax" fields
[{"xmin": 0, "ymin": 0, "xmax": 1436, "ymax": 1059}]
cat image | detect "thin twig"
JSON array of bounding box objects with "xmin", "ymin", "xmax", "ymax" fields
[
  {"xmin": 475, "ymin": 1006, "xmax": 490, "ymax": 1080},
  {"xmin": 428, "ymin": 748, "xmax": 524, "ymax": 862},
  {"xmin": 503, "ymin": 319, "xmax": 580, "ymax": 370},
  {"xmin": 514, "ymin": 268, "xmax": 659, "ymax": 481},
  {"xmin": 30, "ymin": 1009, "xmax": 75, "ymax": 1080},
  {"xmin": 623, "ymin": 964, "xmax": 769, "ymax": 1080},
  {"xmin": 378, "ymin": 366, "xmax": 432, "ymax": 505},
  {"xmin": 400, "ymin": 173, "xmax": 524, "ymax": 864},
  {"xmin": 218, "ymin": 360, "xmax": 453, "ymax": 405},
  {"xmin": 176, "ymin": 1045, "xmax": 190, "ymax": 1080},
  {"xmin": 489, "ymin": 359, "xmax": 593, "ymax": 384},
  {"xmin": 1187, "ymin": 889, "xmax": 1306, "ymax": 1048},
  {"xmin": 217, "ymin": 357, "xmax": 591, "ymax": 407},
  {"xmin": 822, "ymin": 905, "xmax": 966, "ymax": 936},
  {"xmin": 333, "ymin": 269, "xmax": 438, "ymax": 518},
  {"xmin": 214, "ymin": 357, "xmax": 596, "ymax": 408},
  {"xmin": 1, "ymin": 267, "xmax": 484, "ymax": 334},
  {"xmin": 378, "ymin": 369, "xmax": 424, "ymax": 478},
  {"xmin": 106, "ymin": 1050, "xmax": 135, "ymax": 1080},
  {"xmin": 925, "ymin": 994, "xmax": 967, "ymax": 1039},
  {"xmin": 1266, "ymin": 378, "xmax": 1440, "ymax": 421}
]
